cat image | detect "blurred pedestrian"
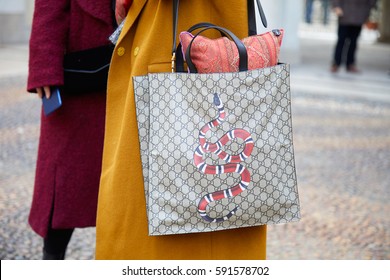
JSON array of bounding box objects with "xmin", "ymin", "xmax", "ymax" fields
[
  {"xmin": 95, "ymin": 0, "xmax": 267, "ymax": 260},
  {"xmin": 305, "ymin": 0, "xmax": 315, "ymax": 23},
  {"xmin": 305, "ymin": 0, "xmax": 330, "ymax": 25},
  {"xmin": 331, "ymin": 0, "xmax": 377, "ymax": 73},
  {"xmin": 322, "ymin": 0, "xmax": 330, "ymax": 25},
  {"xmin": 27, "ymin": 0, "xmax": 115, "ymax": 259}
]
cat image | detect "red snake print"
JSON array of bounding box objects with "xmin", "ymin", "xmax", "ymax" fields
[{"xmin": 193, "ymin": 93, "xmax": 254, "ymax": 223}]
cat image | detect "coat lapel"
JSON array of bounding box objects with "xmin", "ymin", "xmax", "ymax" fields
[{"xmin": 115, "ymin": 0, "xmax": 147, "ymax": 46}]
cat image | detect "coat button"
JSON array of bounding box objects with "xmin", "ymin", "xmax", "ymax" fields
[
  {"xmin": 117, "ymin": 47, "xmax": 125, "ymax": 56},
  {"xmin": 134, "ymin": 47, "xmax": 140, "ymax": 56}
]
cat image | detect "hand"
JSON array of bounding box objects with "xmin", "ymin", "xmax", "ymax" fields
[
  {"xmin": 115, "ymin": 0, "xmax": 133, "ymax": 24},
  {"xmin": 333, "ymin": 7, "xmax": 343, "ymax": 17},
  {"xmin": 36, "ymin": 86, "xmax": 51, "ymax": 99}
]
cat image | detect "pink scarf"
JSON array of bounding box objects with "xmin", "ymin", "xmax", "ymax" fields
[{"xmin": 115, "ymin": 0, "xmax": 133, "ymax": 24}]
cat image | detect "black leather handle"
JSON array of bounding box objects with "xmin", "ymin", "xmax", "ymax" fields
[
  {"xmin": 185, "ymin": 26, "xmax": 248, "ymax": 73},
  {"xmin": 172, "ymin": 0, "xmax": 267, "ymax": 72},
  {"xmin": 172, "ymin": 0, "xmax": 180, "ymax": 56},
  {"xmin": 176, "ymin": 22, "xmax": 220, "ymax": 72},
  {"xmin": 248, "ymin": 0, "xmax": 268, "ymax": 35},
  {"xmin": 256, "ymin": 0, "xmax": 268, "ymax": 28},
  {"xmin": 172, "ymin": 0, "xmax": 267, "ymax": 54}
]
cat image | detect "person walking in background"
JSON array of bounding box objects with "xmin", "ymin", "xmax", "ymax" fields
[
  {"xmin": 27, "ymin": 0, "xmax": 115, "ymax": 259},
  {"xmin": 305, "ymin": 0, "xmax": 315, "ymax": 23},
  {"xmin": 95, "ymin": 0, "xmax": 267, "ymax": 260},
  {"xmin": 322, "ymin": 0, "xmax": 330, "ymax": 25},
  {"xmin": 331, "ymin": 0, "xmax": 377, "ymax": 73},
  {"xmin": 305, "ymin": 0, "xmax": 330, "ymax": 25}
]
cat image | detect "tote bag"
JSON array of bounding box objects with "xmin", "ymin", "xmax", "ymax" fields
[
  {"xmin": 134, "ymin": 68, "xmax": 300, "ymax": 236},
  {"xmin": 133, "ymin": 3, "xmax": 300, "ymax": 236}
]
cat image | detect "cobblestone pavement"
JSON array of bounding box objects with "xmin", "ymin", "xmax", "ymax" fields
[
  {"xmin": 1, "ymin": 34, "xmax": 389, "ymax": 260},
  {"xmin": 266, "ymin": 32, "xmax": 390, "ymax": 260},
  {"xmin": 0, "ymin": 75, "xmax": 96, "ymax": 260}
]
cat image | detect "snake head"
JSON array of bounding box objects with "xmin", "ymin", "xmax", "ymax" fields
[{"xmin": 213, "ymin": 93, "xmax": 221, "ymax": 106}]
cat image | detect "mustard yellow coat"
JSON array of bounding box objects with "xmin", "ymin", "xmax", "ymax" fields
[{"xmin": 96, "ymin": 0, "xmax": 267, "ymax": 259}]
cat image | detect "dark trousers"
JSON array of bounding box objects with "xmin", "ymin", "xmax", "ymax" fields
[
  {"xmin": 333, "ymin": 24, "xmax": 362, "ymax": 68},
  {"xmin": 43, "ymin": 228, "xmax": 74, "ymax": 259},
  {"xmin": 305, "ymin": 0, "xmax": 314, "ymax": 23}
]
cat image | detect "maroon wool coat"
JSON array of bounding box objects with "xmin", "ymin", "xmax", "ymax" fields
[{"xmin": 27, "ymin": 0, "xmax": 115, "ymax": 238}]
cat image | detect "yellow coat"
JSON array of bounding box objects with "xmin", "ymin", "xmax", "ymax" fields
[{"xmin": 96, "ymin": 0, "xmax": 267, "ymax": 259}]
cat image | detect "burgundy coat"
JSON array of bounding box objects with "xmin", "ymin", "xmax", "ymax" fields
[{"xmin": 27, "ymin": 0, "xmax": 115, "ymax": 238}]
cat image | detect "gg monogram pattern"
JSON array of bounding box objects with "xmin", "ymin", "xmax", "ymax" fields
[{"xmin": 134, "ymin": 63, "xmax": 300, "ymax": 236}]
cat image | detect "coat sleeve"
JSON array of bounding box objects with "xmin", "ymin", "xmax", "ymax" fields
[{"xmin": 27, "ymin": 0, "xmax": 70, "ymax": 92}]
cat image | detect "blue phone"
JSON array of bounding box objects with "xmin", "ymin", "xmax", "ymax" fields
[{"xmin": 42, "ymin": 87, "xmax": 62, "ymax": 116}]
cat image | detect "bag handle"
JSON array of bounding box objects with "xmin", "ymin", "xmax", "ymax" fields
[
  {"xmin": 175, "ymin": 22, "xmax": 220, "ymax": 72},
  {"xmin": 248, "ymin": 0, "xmax": 268, "ymax": 35},
  {"xmin": 185, "ymin": 26, "xmax": 249, "ymax": 73},
  {"xmin": 257, "ymin": 0, "xmax": 268, "ymax": 28},
  {"xmin": 171, "ymin": 0, "xmax": 180, "ymax": 72},
  {"xmin": 172, "ymin": 0, "xmax": 267, "ymax": 72}
]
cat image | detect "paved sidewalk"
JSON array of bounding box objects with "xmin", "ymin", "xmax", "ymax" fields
[
  {"xmin": 0, "ymin": 26, "xmax": 389, "ymax": 260},
  {"xmin": 267, "ymin": 27, "xmax": 390, "ymax": 259},
  {"xmin": 0, "ymin": 44, "xmax": 28, "ymax": 78}
]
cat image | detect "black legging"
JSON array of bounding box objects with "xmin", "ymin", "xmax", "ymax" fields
[
  {"xmin": 333, "ymin": 24, "xmax": 362, "ymax": 68},
  {"xmin": 43, "ymin": 228, "xmax": 74, "ymax": 259}
]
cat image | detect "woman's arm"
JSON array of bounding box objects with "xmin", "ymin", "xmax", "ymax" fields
[
  {"xmin": 27, "ymin": 0, "xmax": 70, "ymax": 94},
  {"xmin": 331, "ymin": 0, "xmax": 343, "ymax": 17}
]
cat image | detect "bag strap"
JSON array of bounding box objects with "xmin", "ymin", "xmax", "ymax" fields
[
  {"xmin": 248, "ymin": 0, "xmax": 268, "ymax": 35},
  {"xmin": 175, "ymin": 22, "xmax": 219, "ymax": 72},
  {"xmin": 171, "ymin": 0, "xmax": 180, "ymax": 72},
  {"xmin": 256, "ymin": 0, "xmax": 268, "ymax": 29},
  {"xmin": 171, "ymin": 0, "xmax": 267, "ymax": 72}
]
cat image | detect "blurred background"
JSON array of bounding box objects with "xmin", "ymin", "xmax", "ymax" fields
[{"xmin": 0, "ymin": 0, "xmax": 389, "ymax": 259}]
